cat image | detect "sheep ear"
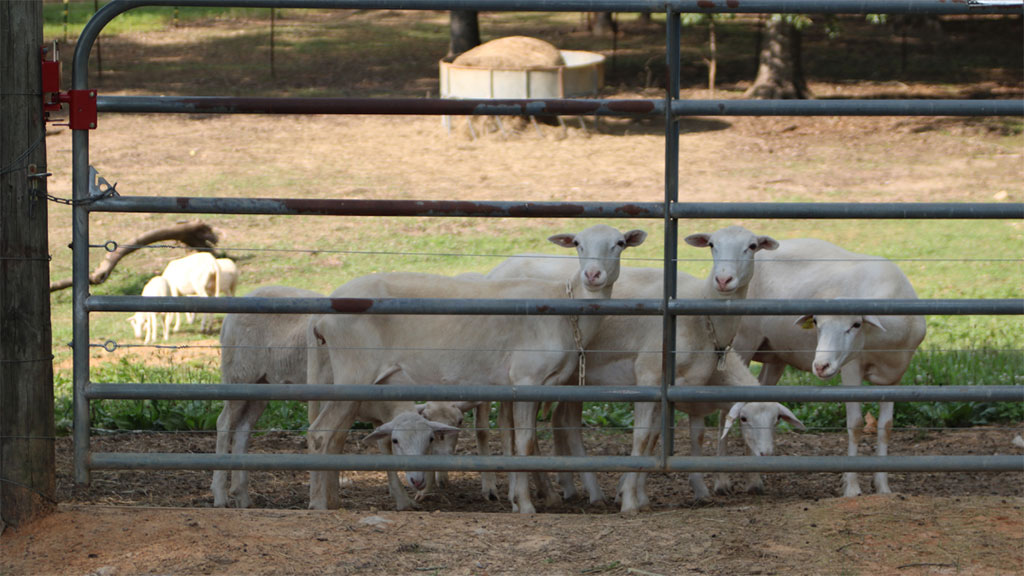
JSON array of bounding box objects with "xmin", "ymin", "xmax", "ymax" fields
[
  {"xmin": 720, "ymin": 403, "xmax": 745, "ymax": 440},
  {"xmin": 777, "ymin": 404, "xmax": 806, "ymax": 431},
  {"xmin": 796, "ymin": 315, "xmax": 816, "ymax": 330},
  {"xmin": 415, "ymin": 404, "xmax": 427, "ymax": 415},
  {"xmin": 548, "ymin": 233, "xmax": 577, "ymax": 248},
  {"xmin": 429, "ymin": 421, "xmax": 461, "ymax": 437},
  {"xmin": 453, "ymin": 400, "xmax": 482, "ymax": 414},
  {"xmin": 864, "ymin": 315, "xmax": 886, "ymax": 332},
  {"xmin": 623, "ymin": 229, "xmax": 647, "ymax": 248},
  {"xmin": 757, "ymin": 236, "xmax": 780, "ymax": 251},
  {"xmin": 365, "ymin": 421, "xmax": 395, "ymax": 443},
  {"xmin": 683, "ymin": 233, "xmax": 711, "ymax": 248}
]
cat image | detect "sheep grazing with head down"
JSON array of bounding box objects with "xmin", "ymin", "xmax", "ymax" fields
[
  {"xmin": 161, "ymin": 252, "xmax": 221, "ymax": 333},
  {"xmin": 213, "ymin": 285, "xmax": 469, "ymax": 511},
  {"xmin": 487, "ymin": 225, "xmax": 797, "ymax": 513},
  {"xmin": 731, "ymin": 238, "xmax": 926, "ymax": 497},
  {"xmin": 306, "ymin": 224, "xmax": 647, "ymax": 514},
  {"xmin": 127, "ymin": 275, "xmax": 173, "ymax": 344}
]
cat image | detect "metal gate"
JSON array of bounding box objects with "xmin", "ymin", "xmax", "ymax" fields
[{"xmin": 69, "ymin": 0, "xmax": 1024, "ymax": 487}]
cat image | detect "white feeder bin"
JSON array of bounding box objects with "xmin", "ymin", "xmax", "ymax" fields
[{"xmin": 439, "ymin": 49, "xmax": 606, "ymax": 99}]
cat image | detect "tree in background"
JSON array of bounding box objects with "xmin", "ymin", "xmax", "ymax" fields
[
  {"xmin": 446, "ymin": 10, "xmax": 481, "ymax": 60},
  {"xmin": 745, "ymin": 14, "xmax": 812, "ymax": 99}
]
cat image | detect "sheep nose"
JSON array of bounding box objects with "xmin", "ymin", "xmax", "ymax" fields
[
  {"xmin": 410, "ymin": 476, "xmax": 425, "ymax": 490},
  {"xmin": 585, "ymin": 269, "xmax": 603, "ymax": 284},
  {"xmin": 715, "ymin": 275, "xmax": 734, "ymax": 291},
  {"xmin": 813, "ymin": 362, "xmax": 831, "ymax": 378}
]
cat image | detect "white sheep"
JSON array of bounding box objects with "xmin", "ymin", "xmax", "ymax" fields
[
  {"xmin": 127, "ymin": 275, "xmax": 173, "ymax": 344},
  {"xmin": 731, "ymin": 238, "xmax": 926, "ymax": 497},
  {"xmin": 306, "ymin": 224, "xmax": 647, "ymax": 513},
  {"xmin": 209, "ymin": 258, "xmax": 239, "ymax": 298},
  {"xmin": 161, "ymin": 252, "xmax": 221, "ymax": 333},
  {"xmin": 487, "ymin": 225, "xmax": 794, "ymax": 513},
  {"xmin": 212, "ymin": 285, "xmax": 466, "ymax": 511}
]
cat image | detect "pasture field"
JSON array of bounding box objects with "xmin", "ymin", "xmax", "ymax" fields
[{"xmin": 10, "ymin": 6, "xmax": 1023, "ymax": 575}]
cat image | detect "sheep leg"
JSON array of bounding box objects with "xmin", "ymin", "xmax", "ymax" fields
[
  {"xmin": 474, "ymin": 403, "xmax": 498, "ymax": 501},
  {"xmin": 553, "ymin": 401, "xmax": 604, "ymax": 504},
  {"xmin": 510, "ymin": 400, "xmax": 539, "ymax": 514},
  {"xmin": 757, "ymin": 361, "xmax": 786, "ymax": 387},
  {"xmin": 211, "ymin": 400, "xmax": 244, "ymax": 508},
  {"xmin": 227, "ymin": 400, "xmax": 266, "ymax": 509},
  {"xmin": 619, "ymin": 400, "xmax": 659, "ymax": 515},
  {"xmin": 841, "ymin": 364, "xmax": 865, "ymax": 498},
  {"xmin": 307, "ymin": 400, "xmax": 360, "ymax": 509},
  {"xmin": 873, "ymin": 400, "xmax": 894, "ymax": 494},
  {"xmin": 551, "ymin": 401, "xmax": 579, "ymax": 500},
  {"xmin": 689, "ymin": 416, "xmax": 712, "ymax": 501},
  {"xmin": 713, "ymin": 413, "xmax": 734, "ymax": 495},
  {"xmin": 161, "ymin": 311, "xmax": 172, "ymax": 341}
]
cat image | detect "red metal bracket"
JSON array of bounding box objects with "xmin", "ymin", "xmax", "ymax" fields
[{"xmin": 41, "ymin": 43, "xmax": 98, "ymax": 130}]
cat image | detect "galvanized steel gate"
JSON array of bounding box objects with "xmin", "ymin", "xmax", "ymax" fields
[{"xmin": 71, "ymin": 0, "xmax": 1024, "ymax": 486}]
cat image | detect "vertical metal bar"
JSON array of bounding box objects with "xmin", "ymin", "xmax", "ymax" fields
[
  {"xmin": 71, "ymin": 130, "xmax": 91, "ymax": 484},
  {"xmin": 661, "ymin": 9, "xmax": 681, "ymax": 470}
]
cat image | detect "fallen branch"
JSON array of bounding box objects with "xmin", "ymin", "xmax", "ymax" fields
[{"xmin": 50, "ymin": 220, "xmax": 218, "ymax": 292}]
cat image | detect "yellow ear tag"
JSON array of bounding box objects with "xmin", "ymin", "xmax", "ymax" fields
[{"xmin": 800, "ymin": 318, "xmax": 816, "ymax": 330}]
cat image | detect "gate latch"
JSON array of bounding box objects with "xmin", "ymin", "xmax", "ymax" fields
[{"xmin": 42, "ymin": 42, "xmax": 98, "ymax": 130}]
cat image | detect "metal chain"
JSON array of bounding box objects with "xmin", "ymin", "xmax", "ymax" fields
[
  {"xmin": 33, "ymin": 180, "xmax": 119, "ymax": 206},
  {"xmin": 565, "ymin": 278, "xmax": 586, "ymax": 386}
]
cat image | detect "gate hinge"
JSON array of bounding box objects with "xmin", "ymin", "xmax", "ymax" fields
[{"xmin": 41, "ymin": 42, "xmax": 98, "ymax": 130}]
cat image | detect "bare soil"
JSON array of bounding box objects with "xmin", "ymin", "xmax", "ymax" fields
[
  {"xmin": 7, "ymin": 10, "xmax": 1024, "ymax": 576},
  {"xmin": 3, "ymin": 428, "xmax": 1024, "ymax": 575}
]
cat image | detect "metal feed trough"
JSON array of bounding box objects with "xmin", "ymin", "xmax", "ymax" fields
[
  {"xmin": 440, "ymin": 45, "xmax": 605, "ymax": 133},
  {"xmin": 68, "ymin": 0, "xmax": 1024, "ymax": 486}
]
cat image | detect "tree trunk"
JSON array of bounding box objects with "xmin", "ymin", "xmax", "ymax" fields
[
  {"xmin": 446, "ymin": 10, "xmax": 481, "ymax": 61},
  {"xmin": 744, "ymin": 16, "xmax": 811, "ymax": 99},
  {"xmin": 592, "ymin": 12, "xmax": 617, "ymax": 35},
  {"xmin": 1, "ymin": 0, "xmax": 56, "ymax": 529}
]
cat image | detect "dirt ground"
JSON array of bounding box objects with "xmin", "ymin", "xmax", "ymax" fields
[
  {"xmin": 7, "ymin": 10, "xmax": 1024, "ymax": 576},
  {"xmin": 3, "ymin": 427, "xmax": 1024, "ymax": 575}
]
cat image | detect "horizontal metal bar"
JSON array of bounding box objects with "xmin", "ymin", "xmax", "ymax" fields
[
  {"xmin": 671, "ymin": 202, "xmax": 1024, "ymax": 220},
  {"xmin": 672, "ymin": 99, "xmax": 1024, "ymax": 117},
  {"xmin": 86, "ymin": 196, "xmax": 1024, "ymax": 220},
  {"xmin": 89, "ymin": 452, "xmax": 1024, "ymax": 474},
  {"xmin": 97, "ymin": 96, "xmax": 661, "ymax": 117},
  {"xmin": 86, "ymin": 196, "xmax": 663, "ymax": 218},
  {"xmin": 96, "ymin": 96, "xmax": 1024, "ymax": 118},
  {"xmin": 85, "ymin": 383, "xmax": 1024, "ymax": 404},
  {"xmin": 90, "ymin": 0, "xmax": 1024, "ymax": 17},
  {"xmin": 88, "ymin": 295, "xmax": 1024, "ymax": 316}
]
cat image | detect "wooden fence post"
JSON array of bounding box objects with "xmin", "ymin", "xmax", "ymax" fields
[{"xmin": 1, "ymin": 0, "xmax": 56, "ymax": 530}]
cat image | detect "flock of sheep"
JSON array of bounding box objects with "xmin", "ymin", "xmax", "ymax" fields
[{"xmin": 129, "ymin": 224, "xmax": 925, "ymax": 514}]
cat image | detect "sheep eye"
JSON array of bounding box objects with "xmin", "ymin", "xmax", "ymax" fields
[
  {"xmin": 707, "ymin": 242, "xmax": 714, "ymax": 249},
  {"xmin": 616, "ymin": 240, "xmax": 626, "ymax": 248},
  {"xmin": 748, "ymin": 243, "xmax": 757, "ymax": 251},
  {"xmin": 428, "ymin": 436, "xmax": 434, "ymax": 443},
  {"xmin": 740, "ymin": 416, "xmax": 748, "ymax": 423},
  {"xmin": 852, "ymin": 322, "xmax": 862, "ymax": 329},
  {"xmin": 391, "ymin": 438, "xmax": 398, "ymax": 445},
  {"xmin": 572, "ymin": 240, "xmax": 579, "ymax": 247}
]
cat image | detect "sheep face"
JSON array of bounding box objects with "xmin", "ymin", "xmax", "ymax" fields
[
  {"xmin": 128, "ymin": 313, "xmax": 147, "ymax": 339},
  {"xmin": 722, "ymin": 402, "xmax": 805, "ymax": 457},
  {"xmin": 549, "ymin": 225, "xmax": 647, "ymax": 293},
  {"xmin": 365, "ymin": 412, "xmax": 460, "ymax": 491},
  {"xmin": 684, "ymin": 226, "xmax": 778, "ymax": 295},
  {"xmin": 796, "ymin": 314, "xmax": 887, "ymax": 379}
]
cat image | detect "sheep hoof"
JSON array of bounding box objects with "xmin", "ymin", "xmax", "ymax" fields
[{"xmin": 746, "ymin": 483, "xmax": 765, "ymax": 495}]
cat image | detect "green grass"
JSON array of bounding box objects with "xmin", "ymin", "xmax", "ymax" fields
[{"xmin": 43, "ymin": 2, "xmax": 279, "ymax": 39}]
